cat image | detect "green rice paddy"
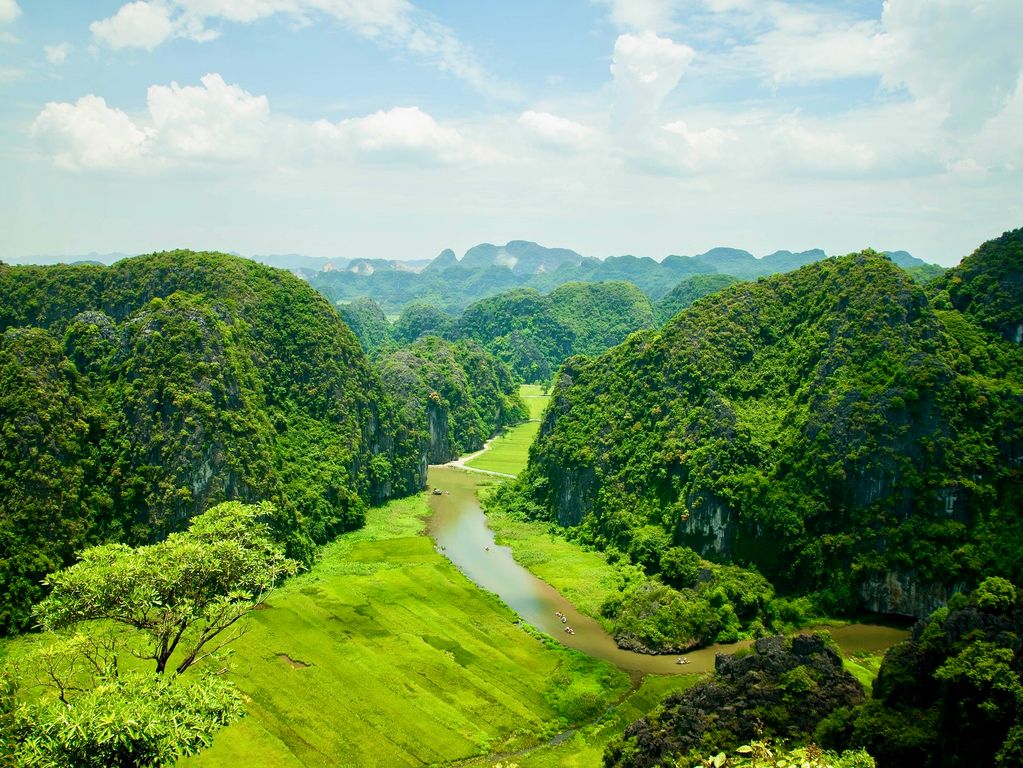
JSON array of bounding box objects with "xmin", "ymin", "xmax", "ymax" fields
[
  {"xmin": 466, "ymin": 421, "xmax": 540, "ymax": 476},
  {"xmin": 520, "ymin": 384, "xmax": 550, "ymax": 421},
  {"xmin": 180, "ymin": 494, "xmax": 629, "ymax": 768},
  {"xmin": 465, "ymin": 385, "xmax": 549, "ymax": 476}
]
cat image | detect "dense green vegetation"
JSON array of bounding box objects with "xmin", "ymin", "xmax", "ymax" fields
[
  {"xmin": 454, "ymin": 282, "xmax": 654, "ymax": 382},
  {"xmin": 172, "ymin": 493, "xmax": 630, "ymax": 767},
  {"xmin": 693, "ymin": 743, "xmax": 876, "ymax": 768},
  {"xmin": 500, "ymin": 234, "xmax": 1022, "ymax": 627},
  {"xmin": 336, "ymin": 297, "xmax": 395, "ymax": 355},
  {"xmin": 547, "ymin": 282, "xmax": 656, "ymax": 357},
  {"xmin": 379, "ymin": 335, "xmax": 527, "ymax": 463},
  {"xmin": 930, "ymin": 226, "xmax": 1022, "ymax": 343},
  {"xmin": 2, "ymin": 502, "xmax": 292, "ymax": 767},
  {"xmin": 335, "ymin": 281, "xmax": 657, "ymax": 384},
  {"xmin": 817, "ymin": 577, "xmax": 1023, "ymax": 768},
  {"xmin": 392, "ymin": 301, "xmax": 454, "ymax": 344},
  {"xmin": 454, "ymin": 288, "xmax": 576, "ymax": 382},
  {"xmin": 308, "ymin": 241, "xmax": 850, "ymax": 314},
  {"xmin": 605, "ymin": 634, "xmax": 867, "ymax": 768},
  {"xmin": 0, "ymin": 251, "xmax": 425, "ymax": 635},
  {"xmin": 655, "ymin": 274, "xmax": 740, "ymax": 324}
]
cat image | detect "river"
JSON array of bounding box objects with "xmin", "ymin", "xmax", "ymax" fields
[{"xmin": 427, "ymin": 465, "xmax": 909, "ymax": 677}]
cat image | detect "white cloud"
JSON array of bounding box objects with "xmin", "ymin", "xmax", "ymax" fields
[
  {"xmin": 90, "ymin": 0, "xmax": 510, "ymax": 97},
  {"xmin": 0, "ymin": 65, "xmax": 23, "ymax": 84},
  {"xmin": 518, "ymin": 111, "xmax": 596, "ymax": 151},
  {"xmin": 146, "ymin": 73, "xmax": 269, "ymax": 160},
  {"xmin": 661, "ymin": 119, "xmax": 732, "ymax": 167},
  {"xmin": 741, "ymin": 10, "xmax": 883, "ymax": 85},
  {"xmin": 611, "ymin": 31, "xmax": 694, "ymax": 131},
  {"xmin": 315, "ymin": 106, "xmax": 478, "ymax": 164},
  {"xmin": 880, "ymin": 0, "xmax": 1023, "ymax": 131},
  {"xmin": 0, "ymin": 0, "xmax": 20, "ymax": 24},
  {"xmin": 90, "ymin": 1, "xmax": 178, "ymax": 50},
  {"xmin": 32, "ymin": 95, "xmax": 152, "ymax": 171},
  {"xmin": 769, "ymin": 118, "xmax": 877, "ymax": 176},
  {"xmin": 599, "ymin": 0, "xmax": 683, "ymax": 32},
  {"xmin": 31, "ymin": 74, "xmax": 268, "ymax": 171},
  {"xmin": 44, "ymin": 42, "xmax": 71, "ymax": 65}
]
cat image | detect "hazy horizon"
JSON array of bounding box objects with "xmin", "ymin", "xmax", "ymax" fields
[{"xmin": 2, "ymin": 1, "xmax": 1021, "ymax": 267}]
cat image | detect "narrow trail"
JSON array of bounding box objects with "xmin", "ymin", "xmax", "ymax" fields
[{"xmin": 437, "ymin": 441, "xmax": 516, "ymax": 478}]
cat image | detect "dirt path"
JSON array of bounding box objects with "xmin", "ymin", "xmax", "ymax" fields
[{"xmin": 435, "ymin": 440, "xmax": 516, "ymax": 478}]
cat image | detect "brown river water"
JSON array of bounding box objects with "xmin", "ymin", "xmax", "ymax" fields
[{"xmin": 427, "ymin": 465, "xmax": 910, "ymax": 677}]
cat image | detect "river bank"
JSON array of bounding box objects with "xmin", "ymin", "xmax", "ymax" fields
[{"xmin": 427, "ymin": 465, "xmax": 910, "ymax": 679}]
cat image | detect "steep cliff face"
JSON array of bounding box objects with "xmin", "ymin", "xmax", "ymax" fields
[
  {"xmin": 426, "ymin": 402, "xmax": 452, "ymax": 463},
  {"xmin": 518, "ymin": 243, "xmax": 1023, "ymax": 616},
  {"xmin": 858, "ymin": 568, "xmax": 965, "ymax": 617},
  {"xmin": 0, "ymin": 251, "xmax": 424, "ymax": 634},
  {"xmin": 378, "ymin": 335, "xmax": 527, "ymax": 467}
]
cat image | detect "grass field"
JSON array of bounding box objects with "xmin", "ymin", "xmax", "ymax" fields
[
  {"xmin": 465, "ymin": 386, "xmax": 549, "ymax": 476},
  {"xmin": 520, "ymin": 384, "xmax": 550, "ymax": 421},
  {"xmin": 513, "ymin": 674, "xmax": 700, "ymax": 767},
  {"xmin": 178, "ymin": 494, "xmax": 629, "ymax": 767},
  {"xmin": 466, "ymin": 421, "xmax": 540, "ymax": 476},
  {"xmin": 842, "ymin": 651, "xmax": 884, "ymax": 691}
]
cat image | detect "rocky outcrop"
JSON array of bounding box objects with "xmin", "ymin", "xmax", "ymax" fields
[
  {"xmin": 606, "ymin": 634, "xmax": 866, "ymax": 768},
  {"xmin": 426, "ymin": 401, "xmax": 451, "ymax": 464},
  {"xmin": 859, "ymin": 568, "xmax": 965, "ymax": 618}
]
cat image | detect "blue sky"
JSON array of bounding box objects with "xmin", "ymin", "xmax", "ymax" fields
[{"xmin": 1, "ymin": 1, "xmax": 1021, "ymax": 265}]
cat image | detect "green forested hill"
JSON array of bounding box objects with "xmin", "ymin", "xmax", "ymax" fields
[
  {"xmin": 337, "ymin": 296, "xmax": 395, "ymax": 355},
  {"xmin": 818, "ymin": 577, "xmax": 1023, "ymax": 768},
  {"xmin": 306, "ymin": 241, "xmax": 852, "ymax": 313},
  {"xmin": 548, "ymin": 281, "xmax": 656, "ymax": 357},
  {"xmin": 505, "ymin": 237, "xmax": 1023, "ymax": 618},
  {"xmin": 655, "ymin": 273, "xmax": 741, "ymax": 323},
  {"xmin": 454, "ymin": 287, "xmax": 574, "ymax": 382},
  {"xmin": 379, "ymin": 335, "xmax": 527, "ymax": 463},
  {"xmin": 930, "ymin": 226, "xmax": 1023, "ymax": 343},
  {"xmin": 453, "ymin": 282, "xmax": 656, "ymax": 382},
  {"xmin": 0, "ymin": 251, "xmax": 423, "ymax": 634}
]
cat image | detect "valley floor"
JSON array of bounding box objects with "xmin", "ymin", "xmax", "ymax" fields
[{"xmin": 179, "ymin": 494, "xmax": 630, "ymax": 768}]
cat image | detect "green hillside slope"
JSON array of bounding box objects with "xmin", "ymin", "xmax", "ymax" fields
[
  {"xmin": 0, "ymin": 251, "xmax": 423, "ymax": 634},
  {"xmin": 505, "ymin": 236, "xmax": 1023, "ymax": 618},
  {"xmin": 454, "ymin": 282, "xmax": 656, "ymax": 382}
]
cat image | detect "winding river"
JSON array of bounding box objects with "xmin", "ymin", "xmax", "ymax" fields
[{"xmin": 427, "ymin": 465, "xmax": 909, "ymax": 677}]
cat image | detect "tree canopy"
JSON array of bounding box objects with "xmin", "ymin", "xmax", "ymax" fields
[
  {"xmin": 503, "ymin": 240, "xmax": 1023, "ymax": 617},
  {"xmin": 3, "ymin": 502, "xmax": 296, "ymax": 767},
  {"xmin": 0, "ymin": 251, "xmax": 423, "ymax": 634}
]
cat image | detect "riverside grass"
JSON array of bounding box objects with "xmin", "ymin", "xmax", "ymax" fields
[
  {"xmin": 466, "ymin": 421, "xmax": 541, "ymax": 476},
  {"xmin": 512, "ymin": 674, "xmax": 700, "ymax": 767},
  {"xmin": 178, "ymin": 493, "xmax": 629, "ymax": 768},
  {"xmin": 466, "ymin": 385, "xmax": 548, "ymax": 476}
]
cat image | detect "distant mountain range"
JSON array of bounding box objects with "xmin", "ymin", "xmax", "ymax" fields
[
  {"xmin": 7, "ymin": 241, "xmax": 943, "ymax": 315},
  {"xmin": 308, "ymin": 240, "xmax": 943, "ymax": 313}
]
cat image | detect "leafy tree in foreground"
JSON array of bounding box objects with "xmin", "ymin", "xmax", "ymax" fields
[
  {"xmin": 35, "ymin": 501, "xmax": 300, "ymax": 675},
  {"xmin": 697, "ymin": 741, "xmax": 875, "ymax": 768},
  {"xmin": 8, "ymin": 671, "xmax": 243, "ymax": 768},
  {"xmin": 2, "ymin": 502, "xmax": 298, "ymax": 767}
]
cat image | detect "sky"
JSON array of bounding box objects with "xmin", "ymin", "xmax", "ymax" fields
[{"xmin": 1, "ymin": 1, "xmax": 1021, "ymax": 266}]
